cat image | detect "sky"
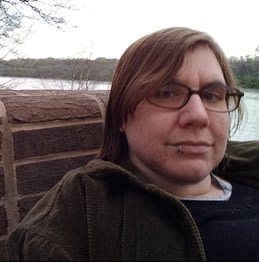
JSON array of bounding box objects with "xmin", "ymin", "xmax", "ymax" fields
[{"xmin": 5, "ymin": 0, "xmax": 259, "ymax": 60}]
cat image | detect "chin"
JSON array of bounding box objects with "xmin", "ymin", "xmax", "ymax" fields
[{"xmin": 168, "ymin": 164, "xmax": 211, "ymax": 181}]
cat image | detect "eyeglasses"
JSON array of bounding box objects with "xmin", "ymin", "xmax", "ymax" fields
[{"xmin": 147, "ymin": 81, "xmax": 244, "ymax": 113}]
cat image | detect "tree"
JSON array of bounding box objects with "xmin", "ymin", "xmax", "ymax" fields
[
  {"xmin": 255, "ymin": 46, "xmax": 259, "ymax": 60},
  {"xmin": 0, "ymin": 0, "xmax": 73, "ymax": 58}
]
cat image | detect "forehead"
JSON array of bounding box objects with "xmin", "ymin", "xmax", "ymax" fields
[{"xmin": 174, "ymin": 45, "xmax": 225, "ymax": 86}]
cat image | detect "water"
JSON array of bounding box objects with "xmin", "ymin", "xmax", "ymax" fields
[
  {"xmin": 0, "ymin": 76, "xmax": 111, "ymax": 91},
  {"xmin": 0, "ymin": 77, "xmax": 258, "ymax": 141},
  {"xmin": 231, "ymin": 89, "xmax": 259, "ymax": 141}
]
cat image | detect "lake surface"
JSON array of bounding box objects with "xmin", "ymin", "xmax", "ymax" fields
[
  {"xmin": 0, "ymin": 77, "xmax": 258, "ymax": 141},
  {"xmin": 231, "ymin": 88, "xmax": 259, "ymax": 141},
  {"xmin": 0, "ymin": 76, "xmax": 111, "ymax": 91}
]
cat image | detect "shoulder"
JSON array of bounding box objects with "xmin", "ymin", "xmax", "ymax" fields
[
  {"xmin": 7, "ymin": 159, "xmax": 134, "ymax": 260},
  {"xmin": 16, "ymin": 159, "xmax": 134, "ymax": 224},
  {"xmin": 9, "ymin": 158, "xmax": 142, "ymax": 231},
  {"xmin": 218, "ymin": 140, "xmax": 259, "ymax": 187}
]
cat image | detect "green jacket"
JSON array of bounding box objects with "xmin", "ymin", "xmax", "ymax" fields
[{"xmin": 7, "ymin": 141, "xmax": 259, "ymax": 261}]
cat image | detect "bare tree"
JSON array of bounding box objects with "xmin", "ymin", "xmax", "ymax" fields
[{"xmin": 0, "ymin": 0, "xmax": 73, "ymax": 58}]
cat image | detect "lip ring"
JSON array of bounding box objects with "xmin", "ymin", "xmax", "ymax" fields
[{"xmin": 176, "ymin": 144, "xmax": 183, "ymax": 154}]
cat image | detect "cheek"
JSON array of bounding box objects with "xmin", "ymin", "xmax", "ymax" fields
[
  {"xmin": 214, "ymin": 114, "xmax": 230, "ymax": 139},
  {"xmin": 124, "ymin": 117, "xmax": 169, "ymax": 167},
  {"xmin": 122, "ymin": 106, "xmax": 172, "ymax": 157},
  {"xmin": 124, "ymin": 114, "xmax": 158, "ymax": 147},
  {"xmin": 212, "ymin": 114, "xmax": 230, "ymax": 160}
]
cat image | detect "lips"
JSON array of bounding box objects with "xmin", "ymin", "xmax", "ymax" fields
[
  {"xmin": 170, "ymin": 141, "xmax": 211, "ymax": 154},
  {"xmin": 180, "ymin": 144, "xmax": 210, "ymax": 154}
]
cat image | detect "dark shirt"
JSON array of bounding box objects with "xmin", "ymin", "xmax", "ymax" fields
[{"xmin": 183, "ymin": 182, "xmax": 259, "ymax": 261}]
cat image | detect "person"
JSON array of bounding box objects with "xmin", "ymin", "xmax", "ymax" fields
[{"xmin": 6, "ymin": 27, "xmax": 259, "ymax": 261}]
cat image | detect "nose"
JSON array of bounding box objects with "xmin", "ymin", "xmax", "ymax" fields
[{"xmin": 178, "ymin": 94, "xmax": 210, "ymax": 127}]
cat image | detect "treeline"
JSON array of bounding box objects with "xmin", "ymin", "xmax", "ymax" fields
[
  {"xmin": 229, "ymin": 56, "xmax": 259, "ymax": 89},
  {"xmin": 0, "ymin": 56, "xmax": 259, "ymax": 89},
  {"xmin": 0, "ymin": 57, "xmax": 118, "ymax": 82}
]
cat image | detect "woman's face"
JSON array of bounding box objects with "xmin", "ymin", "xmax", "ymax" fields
[{"xmin": 121, "ymin": 46, "xmax": 229, "ymax": 193}]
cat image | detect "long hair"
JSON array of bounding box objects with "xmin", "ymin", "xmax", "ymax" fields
[{"xmin": 98, "ymin": 27, "xmax": 243, "ymax": 162}]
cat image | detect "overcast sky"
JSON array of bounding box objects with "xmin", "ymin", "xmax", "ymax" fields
[{"xmin": 7, "ymin": 0, "xmax": 259, "ymax": 60}]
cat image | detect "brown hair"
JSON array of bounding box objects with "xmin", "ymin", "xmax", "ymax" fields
[{"xmin": 98, "ymin": 27, "xmax": 243, "ymax": 162}]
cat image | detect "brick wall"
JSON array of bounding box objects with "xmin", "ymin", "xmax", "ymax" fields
[{"xmin": 0, "ymin": 89, "xmax": 109, "ymax": 260}]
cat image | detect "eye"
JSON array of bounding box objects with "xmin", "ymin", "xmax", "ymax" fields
[
  {"xmin": 157, "ymin": 83, "xmax": 182, "ymax": 98},
  {"xmin": 159, "ymin": 90, "xmax": 175, "ymax": 98},
  {"xmin": 201, "ymin": 87, "xmax": 226, "ymax": 102}
]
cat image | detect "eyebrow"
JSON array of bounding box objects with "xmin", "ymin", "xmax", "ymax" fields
[{"xmin": 169, "ymin": 79, "xmax": 227, "ymax": 90}]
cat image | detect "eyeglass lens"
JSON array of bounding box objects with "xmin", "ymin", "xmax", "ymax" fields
[{"xmin": 148, "ymin": 81, "xmax": 243, "ymax": 112}]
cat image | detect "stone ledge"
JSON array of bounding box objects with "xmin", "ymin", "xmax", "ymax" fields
[{"xmin": 0, "ymin": 89, "xmax": 110, "ymax": 260}]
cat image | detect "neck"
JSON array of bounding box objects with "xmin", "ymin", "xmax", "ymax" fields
[
  {"xmin": 128, "ymin": 154, "xmax": 224, "ymax": 200},
  {"xmin": 169, "ymin": 176, "xmax": 224, "ymax": 200},
  {"xmin": 133, "ymin": 163, "xmax": 223, "ymax": 199}
]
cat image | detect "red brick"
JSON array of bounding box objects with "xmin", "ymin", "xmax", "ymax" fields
[
  {"xmin": 1, "ymin": 93, "xmax": 102, "ymax": 123},
  {"xmin": 0, "ymin": 167, "xmax": 4, "ymax": 199},
  {"xmin": 0, "ymin": 205, "xmax": 7, "ymax": 236},
  {"xmin": 16, "ymin": 154, "xmax": 95, "ymax": 195},
  {"xmin": 13, "ymin": 123, "xmax": 102, "ymax": 159},
  {"xmin": 88, "ymin": 90, "xmax": 109, "ymax": 106},
  {"xmin": 0, "ymin": 130, "xmax": 2, "ymax": 162}
]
